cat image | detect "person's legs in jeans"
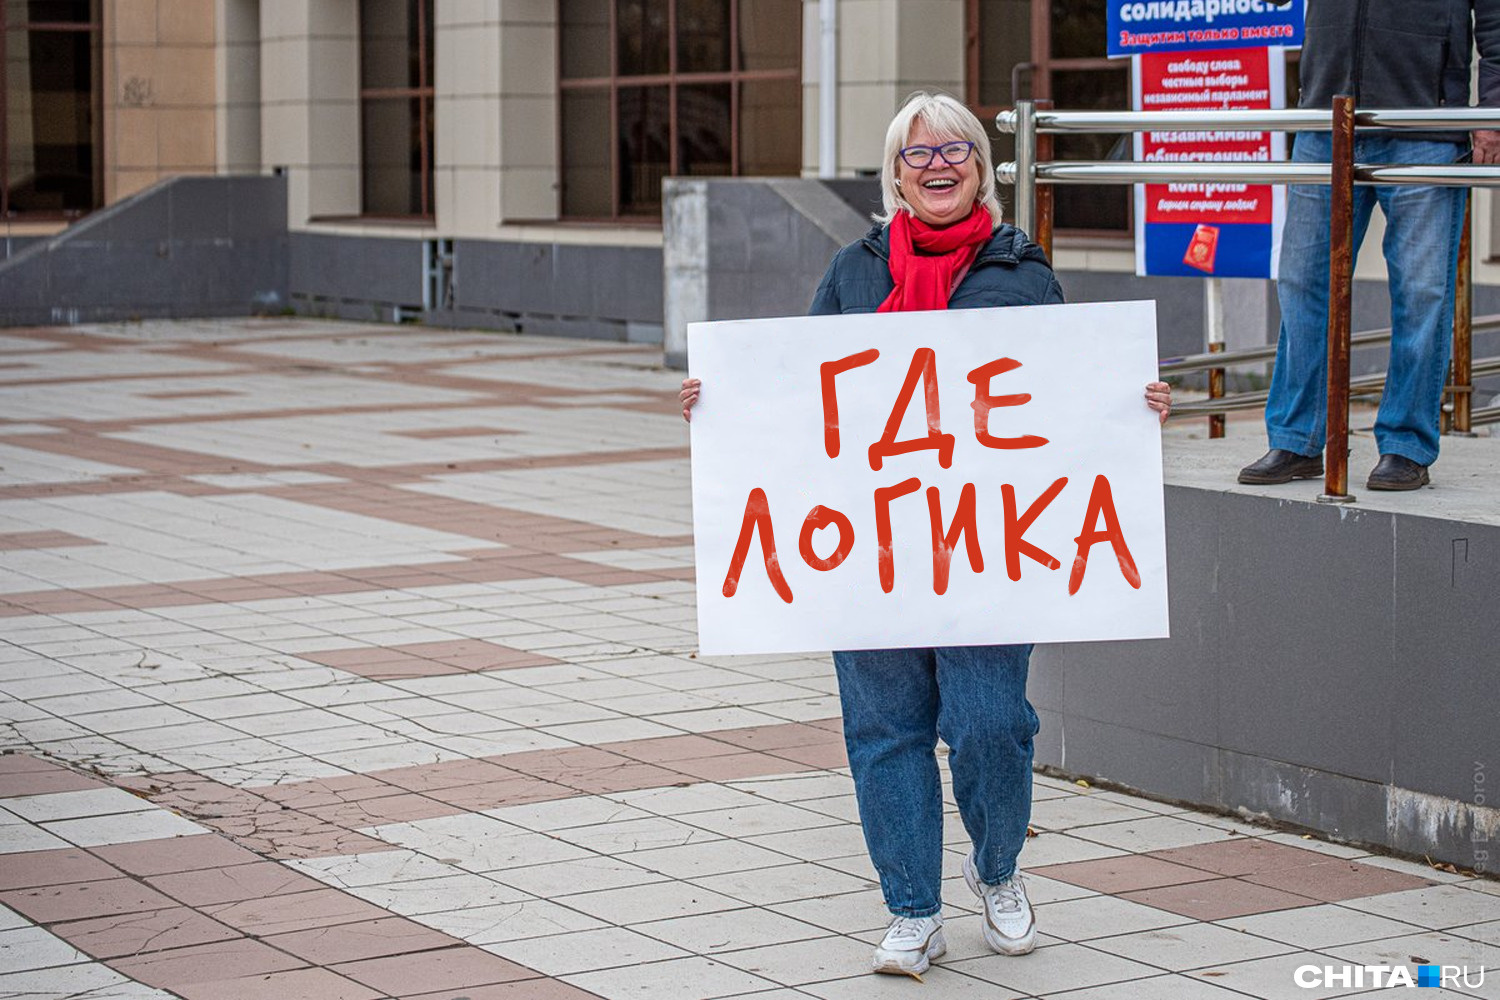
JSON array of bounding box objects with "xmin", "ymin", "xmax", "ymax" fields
[
  {"xmin": 833, "ymin": 647, "xmax": 943, "ymax": 917},
  {"xmin": 1370, "ymin": 138, "xmax": 1466, "ymax": 466},
  {"xmin": 934, "ymin": 644, "xmax": 1037, "ymax": 883},
  {"xmin": 1265, "ymin": 132, "xmax": 1378, "ymax": 456}
]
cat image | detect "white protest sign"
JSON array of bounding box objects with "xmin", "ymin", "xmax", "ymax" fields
[{"xmin": 688, "ymin": 300, "xmax": 1168, "ymax": 655}]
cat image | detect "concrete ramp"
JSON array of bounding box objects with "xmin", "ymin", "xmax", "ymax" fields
[
  {"xmin": 663, "ymin": 177, "xmax": 871, "ymax": 368},
  {"xmin": 0, "ymin": 175, "xmax": 287, "ymax": 327}
]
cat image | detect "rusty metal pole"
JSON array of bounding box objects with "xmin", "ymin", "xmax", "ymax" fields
[
  {"xmin": 1449, "ymin": 191, "xmax": 1474, "ymax": 435},
  {"xmin": 1208, "ymin": 348, "xmax": 1227, "ymax": 437},
  {"xmin": 1319, "ymin": 95, "xmax": 1356, "ymax": 503},
  {"xmin": 1035, "ymin": 99, "xmax": 1054, "ymax": 259},
  {"xmin": 1204, "ymin": 277, "xmax": 1227, "ymax": 438}
]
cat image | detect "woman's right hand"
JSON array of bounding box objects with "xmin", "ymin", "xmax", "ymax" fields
[{"xmin": 680, "ymin": 378, "xmax": 701, "ymax": 422}]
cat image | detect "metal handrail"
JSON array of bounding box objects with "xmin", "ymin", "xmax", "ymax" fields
[
  {"xmin": 996, "ymin": 162, "xmax": 1500, "ymax": 187},
  {"xmin": 1171, "ymin": 356, "xmax": 1500, "ymax": 414},
  {"xmin": 997, "ymin": 99, "xmax": 1497, "ymax": 499},
  {"xmin": 995, "ymin": 107, "xmax": 1500, "ymax": 134},
  {"xmin": 1160, "ymin": 314, "xmax": 1500, "ymax": 375}
]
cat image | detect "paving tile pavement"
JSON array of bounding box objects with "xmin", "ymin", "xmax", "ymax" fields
[{"xmin": 0, "ymin": 320, "xmax": 1494, "ymax": 999}]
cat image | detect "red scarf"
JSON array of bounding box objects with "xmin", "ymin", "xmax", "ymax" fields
[{"xmin": 877, "ymin": 205, "xmax": 993, "ymax": 313}]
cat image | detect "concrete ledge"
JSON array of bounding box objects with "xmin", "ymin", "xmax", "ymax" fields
[
  {"xmin": 0, "ymin": 176, "xmax": 288, "ymax": 326},
  {"xmin": 1033, "ymin": 431, "xmax": 1499, "ymax": 869}
]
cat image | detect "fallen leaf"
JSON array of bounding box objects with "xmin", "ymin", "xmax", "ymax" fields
[{"xmin": 1075, "ymin": 779, "xmax": 1091, "ymax": 789}]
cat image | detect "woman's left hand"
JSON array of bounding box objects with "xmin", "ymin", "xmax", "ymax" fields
[{"xmin": 1145, "ymin": 381, "xmax": 1171, "ymax": 425}]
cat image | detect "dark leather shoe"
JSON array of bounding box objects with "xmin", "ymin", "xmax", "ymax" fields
[
  {"xmin": 1238, "ymin": 449, "xmax": 1323, "ymax": 485},
  {"xmin": 1367, "ymin": 453, "xmax": 1429, "ymax": 491}
]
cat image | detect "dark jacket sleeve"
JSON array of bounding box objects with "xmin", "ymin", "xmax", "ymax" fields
[
  {"xmin": 1043, "ymin": 273, "xmax": 1065, "ymax": 305},
  {"xmin": 808, "ymin": 254, "xmax": 842, "ymax": 315},
  {"xmin": 1478, "ymin": 0, "xmax": 1500, "ymax": 107}
]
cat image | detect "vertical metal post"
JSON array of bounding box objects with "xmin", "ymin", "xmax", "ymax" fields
[
  {"xmin": 1014, "ymin": 101, "xmax": 1037, "ymax": 239},
  {"xmin": 1449, "ymin": 191, "xmax": 1474, "ymax": 435},
  {"xmin": 1319, "ymin": 95, "xmax": 1356, "ymax": 503},
  {"xmin": 1034, "ymin": 99, "xmax": 1054, "ymax": 258},
  {"xmin": 1205, "ymin": 277, "xmax": 1226, "ymax": 438},
  {"xmin": 818, "ymin": 0, "xmax": 838, "ymax": 179}
]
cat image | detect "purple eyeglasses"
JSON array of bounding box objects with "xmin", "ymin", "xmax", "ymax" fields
[{"xmin": 898, "ymin": 141, "xmax": 976, "ymax": 169}]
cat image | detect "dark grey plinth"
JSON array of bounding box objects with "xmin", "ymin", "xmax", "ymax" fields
[
  {"xmin": 0, "ymin": 176, "xmax": 288, "ymax": 326},
  {"xmin": 1032, "ymin": 480, "xmax": 1500, "ymax": 870}
]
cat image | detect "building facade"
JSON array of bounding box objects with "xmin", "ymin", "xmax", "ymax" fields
[{"xmin": 4, "ymin": 0, "xmax": 1500, "ymax": 349}]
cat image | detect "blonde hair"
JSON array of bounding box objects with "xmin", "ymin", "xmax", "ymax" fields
[{"xmin": 877, "ymin": 91, "xmax": 1002, "ymax": 229}]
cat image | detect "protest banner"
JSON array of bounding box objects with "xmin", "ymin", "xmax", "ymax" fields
[
  {"xmin": 687, "ymin": 301, "xmax": 1169, "ymax": 656},
  {"xmin": 1107, "ymin": 0, "xmax": 1304, "ymax": 58},
  {"xmin": 1131, "ymin": 45, "xmax": 1288, "ymax": 277}
]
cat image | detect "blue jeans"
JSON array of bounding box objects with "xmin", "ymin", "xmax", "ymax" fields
[
  {"xmin": 833, "ymin": 644, "xmax": 1037, "ymax": 918},
  {"xmin": 1266, "ymin": 133, "xmax": 1466, "ymax": 467}
]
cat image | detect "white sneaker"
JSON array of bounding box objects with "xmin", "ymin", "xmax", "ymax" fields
[
  {"xmin": 963, "ymin": 852, "xmax": 1037, "ymax": 955},
  {"xmin": 872, "ymin": 913, "xmax": 946, "ymax": 976}
]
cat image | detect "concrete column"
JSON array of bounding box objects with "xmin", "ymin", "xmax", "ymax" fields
[
  {"xmin": 801, "ymin": 0, "xmax": 964, "ymax": 177},
  {"xmin": 259, "ymin": 2, "xmax": 359, "ymax": 226},
  {"xmin": 103, "ymin": 0, "xmax": 221, "ymax": 201},
  {"xmin": 215, "ymin": 0, "xmax": 261, "ymax": 175},
  {"xmin": 663, "ymin": 180, "xmax": 709, "ymax": 369},
  {"xmin": 434, "ymin": 8, "xmax": 501, "ymax": 235},
  {"xmin": 498, "ymin": 2, "xmax": 559, "ymax": 221}
]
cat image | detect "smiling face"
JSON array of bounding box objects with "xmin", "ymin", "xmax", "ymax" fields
[{"xmin": 897, "ymin": 119, "xmax": 981, "ymax": 228}]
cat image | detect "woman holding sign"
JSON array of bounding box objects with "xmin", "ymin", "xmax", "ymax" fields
[{"xmin": 681, "ymin": 92, "xmax": 1171, "ymax": 978}]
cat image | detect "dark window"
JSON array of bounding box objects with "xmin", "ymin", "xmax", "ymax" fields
[
  {"xmin": 1, "ymin": 0, "xmax": 100, "ymax": 218},
  {"xmin": 968, "ymin": 0, "xmax": 1131, "ymax": 236},
  {"xmin": 359, "ymin": 0, "xmax": 434, "ymax": 217},
  {"xmin": 559, "ymin": 0, "xmax": 801, "ymax": 220}
]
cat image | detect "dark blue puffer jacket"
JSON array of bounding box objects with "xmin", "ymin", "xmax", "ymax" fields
[{"xmin": 809, "ymin": 221, "xmax": 1064, "ymax": 315}]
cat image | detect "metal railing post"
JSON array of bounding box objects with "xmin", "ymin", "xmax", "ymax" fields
[
  {"xmin": 1450, "ymin": 190, "xmax": 1474, "ymax": 435},
  {"xmin": 1014, "ymin": 101, "xmax": 1037, "ymax": 240},
  {"xmin": 1034, "ymin": 99, "xmax": 1054, "ymax": 258},
  {"xmin": 1205, "ymin": 278, "xmax": 1226, "ymax": 438},
  {"xmin": 1320, "ymin": 95, "xmax": 1357, "ymax": 504}
]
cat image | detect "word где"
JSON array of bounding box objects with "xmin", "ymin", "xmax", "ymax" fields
[{"xmin": 721, "ymin": 348, "xmax": 1142, "ymax": 604}]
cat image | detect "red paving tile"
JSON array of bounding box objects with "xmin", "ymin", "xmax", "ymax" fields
[
  {"xmin": 265, "ymin": 917, "xmax": 465, "ymax": 965},
  {"xmin": 0, "ymin": 846, "xmax": 119, "ymax": 890},
  {"xmin": 334, "ymin": 946, "xmax": 535, "ymax": 994},
  {"xmin": 402, "ymin": 982, "xmax": 606, "ymax": 1000},
  {"xmin": 141, "ymin": 389, "xmax": 241, "ymax": 400},
  {"xmin": 1241, "ymin": 859, "xmax": 1435, "ymax": 902},
  {"xmin": 1120, "ymin": 876, "xmax": 1322, "ymax": 920},
  {"xmin": 51, "ymin": 905, "xmax": 241, "ymax": 958},
  {"xmin": 669, "ymin": 751, "xmax": 818, "ymax": 782},
  {"xmin": 205, "ymin": 887, "xmax": 392, "ymax": 936},
  {"xmin": 2, "ymin": 877, "xmax": 179, "ymax": 923},
  {"xmin": 1033, "ymin": 855, "xmax": 1221, "ymax": 894},
  {"xmin": 564, "ymin": 761, "xmax": 690, "ymax": 796},
  {"xmin": 0, "ymin": 756, "xmax": 106, "ymax": 796},
  {"xmin": 766, "ymin": 742, "xmax": 849, "ymax": 770},
  {"xmin": 392, "ymin": 426, "xmax": 520, "ymax": 439},
  {"xmin": 376, "ymin": 759, "xmax": 521, "ymax": 794},
  {"xmin": 611, "ymin": 733, "xmax": 746, "ymax": 764},
  {"xmin": 713, "ymin": 722, "xmax": 843, "ymax": 752},
  {"xmin": 1146, "ymin": 838, "xmax": 1340, "ymax": 877},
  {"xmin": 175, "ymin": 967, "xmax": 384, "ymax": 1000},
  {"xmin": 0, "ymin": 530, "xmax": 97, "ymax": 549},
  {"xmin": 148, "ymin": 861, "xmax": 328, "ymax": 906},
  {"xmin": 301, "ymin": 792, "xmax": 461, "ymax": 828},
  {"xmin": 423, "ymin": 776, "xmax": 575, "ymax": 811},
  {"xmin": 89, "ymin": 832, "xmax": 262, "ymax": 875}
]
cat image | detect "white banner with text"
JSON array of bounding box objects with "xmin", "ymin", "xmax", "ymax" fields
[{"xmin": 688, "ymin": 300, "xmax": 1170, "ymax": 655}]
